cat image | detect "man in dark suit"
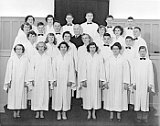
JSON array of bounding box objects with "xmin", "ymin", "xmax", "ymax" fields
[{"xmin": 71, "ymin": 24, "xmax": 84, "ymax": 49}]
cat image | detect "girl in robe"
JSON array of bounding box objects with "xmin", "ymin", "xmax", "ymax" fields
[
  {"xmin": 79, "ymin": 42, "xmax": 105, "ymax": 120},
  {"xmin": 51, "ymin": 41, "xmax": 75, "ymax": 120},
  {"xmin": 4, "ymin": 44, "xmax": 29, "ymax": 118},
  {"xmin": 103, "ymin": 42, "xmax": 130, "ymax": 121}
]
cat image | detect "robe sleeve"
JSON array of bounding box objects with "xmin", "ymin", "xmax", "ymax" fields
[
  {"xmin": 78, "ymin": 55, "xmax": 87, "ymax": 83},
  {"xmin": 24, "ymin": 58, "xmax": 30, "ymax": 83},
  {"xmin": 104, "ymin": 59, "xmax": 110, "ymax": 83},
  {"xmin": 73, "ymin": 44, "xmax": 78, "ymax": 71},
  {"xmin": 123, "ymin": 59, "xmax": 130, "ymax": 84},
  {"xmin": 51, "ymin": 57, "xmax": 57, "ymax": 82},
  {"xmin": 148, "ymin": 60, "xmax": 155, "ymax": 92},
  {"xmin": 99, "ymin": 55, "xmax": 106, "ymax": 82},
  {"xmin": 47, "ymin": 57, "xmax": 54, "ymax": 82},
  {"xmin": 28, "ymin": 56, "xmax": 35, "ymax": 81},
  {"xmin": 4, "ymin": 57, "xmax": 13, "ymax": 91}
]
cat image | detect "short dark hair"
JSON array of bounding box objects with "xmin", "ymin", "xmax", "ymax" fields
[
  {"xmin": 86, "ymin": 42, "xmax": 99, "ymax": 52},
  {"xmin": 25, "ymin": 15, "xmax": 35, "ymax": 23},
  {"xmin": 58, "ymin": 41, "xmax": 70, "ymax": 51},
  {"xmin": 97, "ymin": 25, "xmax": 107, "ymax": 33},
  {"xmin": 139, "ymin": 46, "xmax": 147, "ymax": 51},
  {"xmin": 14, "ymin": 44, "xmax": 25, "ymax": 53},
  {"xmin": 113, "ymin": 25, "xmax": 124, "ymax": 35},
  {"xmin": 21, "ymin": 22, "xmax": 32, "ymax": 31},
  {"xmin": 127, "ymin": 16, "xmax": 134, "ymax": 20},
  {"xmin": 125, "ymin": 36, "xmax": 133, "ymax": 40},
  {"xmin": 103, "ymin": 33, "xmax": 111, "ymax": 37},
  {"xmin": 45, "ymin": 14, "xmax": 54, "ymax": 22},
  {"xmin": 36, "ymin": 42, "xmax": 47, "ymax": 51},
  {"xmin": 134, "ymin": 26, "xmax": 141, "ymax": 32},
  {"xmin": 111, "ymin": 42, "xmax": 122, "ymax": 50},
  {"xmin": 27, "ymin": 30, "xmax": 37, "ymax": 38},
  {"xmin": 86, "ymin": 12, "xmax": 93, "ymax": 16},
  {"xmin": 37, "ymin": 22, "xmax": 44, "ymax": 27},
  {"xmin": 45, "ymin": 33, "xmax": 57, "ymax": 45},
  {"xmin": 62, "ymin": 31, "xmax": 72, "ymax": 39}
]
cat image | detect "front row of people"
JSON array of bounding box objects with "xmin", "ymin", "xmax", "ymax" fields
[{"xmin": 4, "ymin": 41, "xmax": 154, "ymax": 123}]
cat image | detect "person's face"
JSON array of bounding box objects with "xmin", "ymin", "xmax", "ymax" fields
[
  {"xmin": 99, "ymin": 28, "xmax": 105, "ymax": 35},
  {"xmin": 139, "ymin": 48, "xmax": 147, "ymax": 57},
  {"xmin": 48, "ymin": 35, "xmax": 55, "ymax": 43},
  {"xmin": 86, "ymin": 13, "xmax": 93, "ymax": 22},
  {"xmin": 37, "ymin": 25, "xmax": 45, "ymax": 33},
  {"xmin": 125, "ymin": 38, "xmax": 133, "ymax": 46},
  {"xmin": 106, "ymin": 17, "xmax": 113, "ymax": 25},
  {"xmin": 127, "ymin": 19, "xmax": 134, "ymax": 27},
  {"xmin": 47, "ymin": 17, "xmax": 53, "ymax": 25},
  {"xmin": 66, "ymin": 15, "xmax": 73, "ymax": 24},
  {"xmin": 114, "ymin": 28, "xmax": 121, "ymax": 36},
  {"xmin": 53, "ymin": 22, "xmax": 61, "ymax": 32},
  {"xmin": 112, "ymin": 46, "xmax": 120, "ymax": 56},
  {"xmin": 73, "ymin": 26, "xmax": 80, "ymax": 35},
  {"xmin": 23, "ymin": 25, "xmax": 30, "ymax": 34},
  {"xmin": 28, "ymin": 34, "xmax": 37, "ymax": 43},
  {"xmin": 82, "ymin": 35, "xmax": 90, "ymax": 45},
  {"xmin": 89, "ymin": 45, "xmax": 96, "ymax": 54},
  {"xmin": 27, "ymin": 17, "xmax": 34, "ymax": 25},
  {"xmin": 133, "ymin": 29, "xmax": 141, "ymax": 38},
  {"xmin": 15, "ymin": 46, "xmax": 23, "ymax": 55},
  {"xmin": 37, "ymin": 43, "xmax": 45, "ymax": 53},
  {"xmin": 63, "ymin": 33, "xmax": 71, "ymax": 42},
  {"xmin": 103, "ymin": 36, "xmax": 111, "ymax": 44},
  {"xmin": 60, "ymin": 44, "xmax": 68, "ymax": 54}
]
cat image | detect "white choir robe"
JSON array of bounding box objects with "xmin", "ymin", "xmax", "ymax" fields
[
  {"xmin": 99, "ymin": 45, "xmax": 113, "ymax": 101},
  {"xmin": 62, "ymin": 24, "xmax": 74, "ymax": 36},
  {"xmin": 94, "ymin": 33, "xmax": 104, "ymax": 48},
  {"xmin": 133, "ymin": 36, "xmax": 149, "ymax": 58},
  {"xmin": 77, "ymin": 45, "xmax": 88, "ymax": 98},
  {"xmin": 79, "ymin": 53, "xmax": 106, "ymax": 110},
  {"xmin": 124, "ymin": 27, "xmax": 134, "ymax": 38},
  {"xmin": 37, "ymin": 34, "xmax": 47, "ymax": 43},
  {"xmin": 29, "ymin": 53, "xmax": 54, "ymax": 111},
  {"xmin": 81, "ymin": 22, "xmax": 99, "ymax": 41},
  {"xmin": 4, "ymin": 55, "xmax": 29, "ymax": 110},
  {"xmin": 55, "ymin": 34, "xmax": 63, "ymax": 46},
  {"xmin": 103, "ymin": 54, "xmax": 130, "ymax": 112},
  {"xmin": 122, "ymin": 46, "xmax": 136, "ymax": 104},
  {"xmin": 11, "ymin": 32, "xmax": 29, "ymax": 56},
  {"xmin": 112, "ymin": 36, "xmax": 125, "ymax": 47},
  {"xmin": 45, "ymin": 25, "xmax": 55, "ymax": 35},
  {"xmin": 132, "ymin": 58, "xmax": 154, "ymax": 111},
  {"xmin": 52, "ymin": 52, "xmax": 75, "ymax": 111}
]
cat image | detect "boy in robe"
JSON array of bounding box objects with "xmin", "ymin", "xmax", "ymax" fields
[
  {"xmin": 4, "ymin": 44, "xmax": 29, "ymax": 118},
  {"xmin": 132, "ymin": 46, "xmax": 154, "ymax": 123}
]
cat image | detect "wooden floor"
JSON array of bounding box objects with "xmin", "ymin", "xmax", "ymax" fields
[{"xmin": 0, "ymin": 98, "xmax": 159, "ymax": 126}]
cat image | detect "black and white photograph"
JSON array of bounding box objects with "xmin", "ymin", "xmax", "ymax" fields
[{"xmin": 0, "ymin": 0, "xmax": 160, "ymax": 126}]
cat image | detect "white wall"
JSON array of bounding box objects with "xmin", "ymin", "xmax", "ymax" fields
[
  {"xmin": 0, "ymin": 0, "xmax": 54, "ymax": 17},
  {"xmin": 109, "ymin": 0, "xmax": 160, "ymax": 19}
]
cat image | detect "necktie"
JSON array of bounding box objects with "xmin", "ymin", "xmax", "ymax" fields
[
  {"xmin": 125, "ymin": 46, "xmax": 131, "ymax": 49},
  {"xmin": 107, "ymin": 26, "xmax": 112, "ymax": 28},
  {"xmin": 128, "ymin": 27, "xmax": 133, "ymax": 30},
  {"xmin": 38, "ymin": 34, "xmax": 44, "ymax": 36},
  {"xmin": 103, "ymin": 44, "xmax": 109, "ymax": 47},
  {"xmin": 56, "ymin": 33, "xmax": 61, "ymax": 35},
  {"xmin": 140, "ymin": 58, "xmax": 146, "ymax": 60},
  {"xmin": 67, "ymin": 24, "xmax": 72, "ymax": 26},
  {"xmin": 87, "ymin": 23, "xmax": 92, "ymax": 25}
]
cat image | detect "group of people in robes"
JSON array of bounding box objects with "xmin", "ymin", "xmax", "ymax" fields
[{"xmin": 4, "ymin": 12, "xmax": 155, "ymax": 123}]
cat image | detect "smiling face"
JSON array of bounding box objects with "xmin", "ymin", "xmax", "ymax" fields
[
  {"xmin": 114, "ymin": 28, "xmax": 121, "ymax": 36},
  {"xmin": 53, "ymin": 22, "xmax": 61, "ymax": 32},
  {"xmin": 89, "ymin": 45, "xmax": 96, "ymax": 54},
  {"xmin": 60, "ymin": 43, "xmax": 68, "ymax": 54},
  {"xmin": 133, "ymin": 28, "xmax": 141, "ymax": 38},
  {"xmin": 125, "ymin": 38, "xmax": 134, "ymax": 46},
  {"xmin": 28, "ymin": 34, "xmax": 37, "ymax": 43},
  {"xmin": 47, "ymin": 17, "xmax": 54, "ymax": 25},
  {"xmin": 127, "ymin": 19, "xmax": 134, "ymax": 27},
  {"xmin": 37, "ymin": 42, "xmax": 45, "ymax": 54},
  {"xmin": 112, "ymin": 46, "xmax": 120, "ymax": 56},
  {"xmin": 63, "ymin": 33, "xmax": 71, "ymax": 42},
  {"xmin": 106, "ymin": 17, "xmax": 114, "ymax": 26},
  {"xmin": 23, "ymin": 25, "xmax": 31, "ymax": 34},
  {"xmin": 103, "ymin": 36, "xmax": 111, "ymax": 44},
  {"xmin": 27, "ymin": 17, "xmax": 34, "ymax": 25},
  {"xmin": 98, "ymin": 27, "xmax": 106, "ymax": 35},
  {"xmin": 15, "ymin": 45, "xmax": 24, "ymax": 56},
  {"xmin": 66, "ymin": 15, "xmax": 73, "ymax": 24},
  {"xmin": 86, "ymin": 13, "xmax": 93, "ymax": 22},
  {"xmin": 48, "ymin": 35, "xmax": 55, "ymax": 43},
  {"xmin": 82, "ymin": 34, "xmax": 90, "ymax": 45},
  {"xmin": 139, "ymin": 48, "xmax": 147, "ymax": 57}
]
